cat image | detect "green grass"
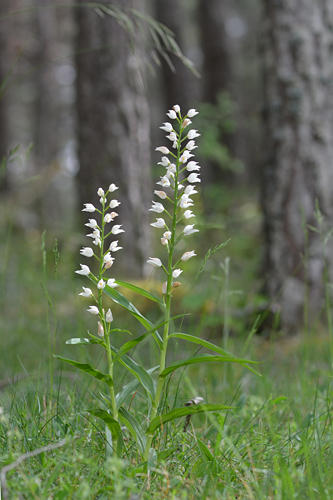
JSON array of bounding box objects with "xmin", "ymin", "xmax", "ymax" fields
[
  {"xmin": 1, "ymin": 190, "xmax": 333, "ymax": 498},
  {"xmin": 1, "ymin": 334, "xmax": 333, "ymax": 499}
]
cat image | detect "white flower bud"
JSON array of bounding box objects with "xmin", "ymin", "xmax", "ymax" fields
[
  {"xmin": 106, "ymin": 309, "xmax": 113, "ymax": 323},
  {"xmin": 98, "ymin": 321, "xmax": 104, "ymax": 336},
  {"xmin": 154, "ymin": 190, "xmax": 167, "ymax": 200},
  {"xmin": 155, "ymin": 146, "xmax": 170, "ymax": 154}
]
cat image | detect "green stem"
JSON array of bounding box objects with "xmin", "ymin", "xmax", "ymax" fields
[
  {"xmin": 143, "ymin": 119, "xmax": 183, "ymax": 461},
  {"xmin": 100, "ymin": 196, "xmax": 118, "ymax": 454}
]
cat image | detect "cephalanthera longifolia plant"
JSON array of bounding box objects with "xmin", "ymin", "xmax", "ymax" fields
[{"xmin": 54, "ymin": 105, "xmax": 260, "ymax": 463}]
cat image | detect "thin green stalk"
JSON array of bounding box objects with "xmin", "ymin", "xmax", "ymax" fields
[
  {"xmin": 99, "ymin": 196, "xmax": 118, "ymax": 452},
  {"xmin": 143, "ymin": 120, "xmax": 183, "ymax": 461}
]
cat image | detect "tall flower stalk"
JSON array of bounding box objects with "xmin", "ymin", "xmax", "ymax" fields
[
  {"xmin": 75, "ymin": 184, "xmax": 124, "ymax": 451},
  {"xmin": 144, "ymin": 105, "xmax": 200, "ymax": 459}
]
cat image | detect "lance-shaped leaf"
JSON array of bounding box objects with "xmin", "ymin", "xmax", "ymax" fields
[
  {"xmin": 118, "ymin": 407, "xmax": 146, "ymax": 457},
  {"xmin": 89, "ymin": 408, "xmax": 123, "ymax": 456},
  {"xmin": 147, "ymin": 404, "xmax": 234, "ymax": 435},
  {"xmin": 112, "ymin": 315, "xmax": 186, "ymax": 364},
  {"xmin": 53, "ymin": 355, "xmax": 113, "ymax": 387},
  {"xmin": 160, "ymin": 353, "xmax": 260, "ymax": 378},
  {"xmin": 168, "ymin": 333, "xmax": 261, "ymax": 376},
  {"xmin": 110, "ymin": 346, "xmax": 155, "ymax": 400},
  {"xmin": 115, "ymin": 366, "xmax": 159, "ymax": 410},
  {"xmin": 89, "ymin": 276, "xmax": 162, "ymax": 348},
  {"xmin": 114, "ymin": 279, "xmax": 164, "ymax": 305}
]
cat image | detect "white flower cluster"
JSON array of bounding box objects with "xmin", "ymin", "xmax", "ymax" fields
[
  {"xmin": 75, "ymin": 184, "xmax": 124, "ymax": 336},
  {"xmin": 147, "ymin": 105, "xmax": 200, "ymax": 286}
]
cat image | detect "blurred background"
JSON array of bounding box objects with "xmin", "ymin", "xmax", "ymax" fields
[{"xmin": 1, "ymin": 0, "xmax": 333, "ymax": 378}]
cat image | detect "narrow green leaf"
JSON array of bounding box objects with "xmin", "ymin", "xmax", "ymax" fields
[
  {"xmin": 53, "ymin": 355, "xmax": 113, "ymax": 386},
  {"xmin": 113, "ymin": 315, "xmax": 185, "ymax": 364},
  {"xmin": 115, "ymin": 279, "xmax": 164, "ymax": 305},
  {"xmin": 168, "ymin": 333, "xmax": 261, "ymax": 376},
  {"xmin": 118, "ymin": 407, "xmax": 146, "ymax": 457},
  {"xmin": 169, "ymin": 332, "xmax": 236, "ymax": 357},
  {"xmin": 158, "ymin": 446, "xmax": 178, "ymax": 462},
  {"xmin": 89, "ymin": 276, "xmax": 162, "ymax": 348},
  {"xmin": 197, "ymin": 439, "xmax": 216, "ymax": 463},
  {"xmin": 115, "ymin": 366, "xmax": 159, "ymax": 410},
  {"xmin": 147, "ymin": 404, "xmax": 234, "ymax": 434},
  {"xmin": 160, "ymin": 354, "xmax": 260, "ymax": 378},
  {"xmin": 88, "ymin": 409, "xmax": 123, "ymax": 456},
  {"xmin": 110, "ymin": 347, "xmax": 155, "ymax": 400}
]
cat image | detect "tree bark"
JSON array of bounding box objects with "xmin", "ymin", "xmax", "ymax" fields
[
  {"xmin": 261, "ymin": 0, "xmax": 333, "ymax": 329},
  {"xmin": 0, "ymin": 0, "xmax": 9, "ymax": 191},
  {"xmin": 154, "ymin": 0, "xmax": 192, "ymax": 111},
  {"xmin": 75, "ymin": 0, "xmax": 152, "ymax": 277}
]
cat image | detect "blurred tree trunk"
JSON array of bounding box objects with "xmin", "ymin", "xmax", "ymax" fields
[
  {"xmin": 0, "ymin": 0, "xmax": 9, "ymax": 191},
  {"xmin": 197, "ymin": 0, "xmax": 236, "ymax": 183},
  {"xmin": 154, "ymin": 0, "xmax": 192, "ymax": 111},
  {"xmin": 261, "ymin": 0, "xmax": 333, "ymax": 330},
  {"xmin": 75, "ymin": 0, "xmax": 151, "ymax": 277},
  {"xmin": 198, "ymin": 0, "xmax": 231, "ymax": 103}
]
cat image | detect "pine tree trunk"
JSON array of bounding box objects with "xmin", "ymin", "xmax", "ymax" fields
[
  {"xmin": 75, "ymin": 0, "xmax": 151, "ymax": 277},
  {"xmin": 154, "ymin": 0, "xmax": 192, "ymax": 111},
  {"xmin": 261, "ymin": 0, "xmax": 333, "ymax": 329},
  {"xmin": 0, "ymin": 0, "xmax": 9, "ymax": 191}
]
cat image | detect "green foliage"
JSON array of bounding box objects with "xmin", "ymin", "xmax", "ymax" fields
[{"xmin": 197, "ymin": 92, "xmax": 243, "ymax": 173}]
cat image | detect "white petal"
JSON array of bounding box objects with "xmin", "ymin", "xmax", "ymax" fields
[
  {"xmin": 87, "ymin": 306, "xmax": 99, "ymax": 315},
  {"xmin": 155, "ymin": 146, "xmax": 170, "ymax": 154},
  {"xmin": 80, "ymin": 247, "xmax": 94, "ymax": 257},
  {"xmin": 79, "ymin": 286, "xmax": 93, "ymax": 297},
  {"xmin": 149, "ymin": 202, "xmax": 165, "ymax": 213},
  {"xmin": 109, "ymin": 183, "xmax": 119, "ymax": 192},
  {"xmin": 188, "ymin": 173, "xmax": 201, "ymax": 183},
  {"xmin": 107, "ymin": 278, "xmax": 119, "ymax": 288},
  {"xmin": 160, "ymin": 122, "xmax": 173, "ymax": 132},
  {"xmin": 112, "ymin": 225, "xmax": 125, "ymax": 234},
  {"xmin": 147, "ymin": 257, "xmax": 162, "ymax": 267},
  {"xmin": 187, "ymin": 109, "xmax": 199, "ymax": 117},
  {"xmin": 184, "ymin": 224, "xmax": 199, "ymax": 235},
  {"xmin": 188, "ymin": 129, "xmax": 200, "ymax": 140},
  {"xmin": 167, "ymin": 110, "xmax": 177, "ymax": 119},
  {"xmin": 181, "ymin": 251, "xmax": 197, "ymax": 261},
  {"xmin": 82, "ymin": 203, "xmax": 96, "ymax": 212},
  {"xmin": 75, "ymin": 264, "xmax": 91, "ymax": 276},
  {"xmin": 172, "ymin": 269, "xmax": 183, "ymax": 278},
  {"xmin": 151, "ymin": 218, "xmax": 166, "ymax": 228}
]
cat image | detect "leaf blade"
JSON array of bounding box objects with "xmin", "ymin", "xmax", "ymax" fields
[
  {"xmin": 53, "ymin": 355, "xmax": 113, "ymax": 386},
  {"xmin": 147, "ymin": 404, "xmax": 234, "ymax": 434}
]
